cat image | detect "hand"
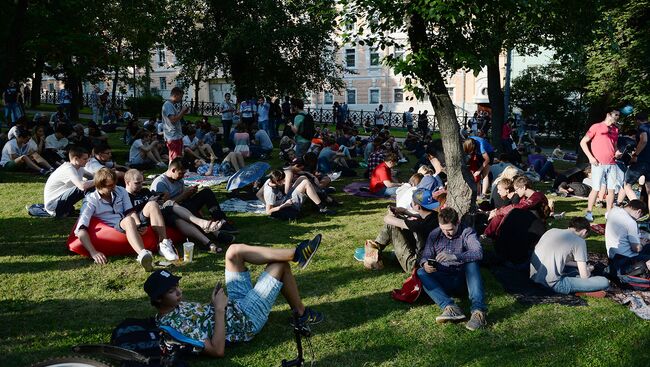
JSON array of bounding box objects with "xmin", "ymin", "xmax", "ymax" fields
[
  {"xmin": 435, "ymin": 251, "xmax": 457, "ymax": 262},
  {"xmin": 212, "ymin": 287, "xmax": 228, "ymax": 312},
  {"xmin": 488, "ymin": 209, "xmax": 496, "ymax": 221},
  {"xmin": 614, "ymin": 151, "xmax": 623, "ymax": 159},
  {"xmin": 631, "ymin": 155, "xmax": 638, "ymax": 163},
  {"xmin": 589, "ymin": 157, "xmax": 598, "ymax": 166},
  {"xmin": 473, "ymin": 171, "xmax": 481, "ymax": 178},
  {"xmin": 91, "ymin": 251, "xmax": 108, "ymax": 265},
  {"xmin": 423, "ymin": 263, "xmax": 437, "ymax": 273},
  {"xmin": 283, "ymin": 199, "xmax": 294, "ymax": 207}
]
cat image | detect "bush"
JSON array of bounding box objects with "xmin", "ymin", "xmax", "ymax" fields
[{"xmin": 124, "ymin": 95, "xmax": 164, "ymax": 117}]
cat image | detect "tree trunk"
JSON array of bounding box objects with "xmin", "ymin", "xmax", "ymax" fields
[
  {"xmin": 193, "ymin": 64, "xmax": 203, "ymax": 111},
  {"xmin": 487, "ymin": 52, "xmax": 504, "ymax": 152},
  {"xmin": 406, "ymin": 10, "xmax": 476, "ymax": 217},
  {"xmin": 111, "ymin": 39, "xmax": 123, "ymax": 107},
  {"xmin": 31, "ymin": 54, "xmax": 45, "ymax": 107},
  {"xmin": 1, "ymin": 0, "xmax": 28, "ymax": 86}
]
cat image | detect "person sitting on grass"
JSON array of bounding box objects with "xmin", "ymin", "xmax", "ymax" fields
[
  {"xmin": 74, "ymin": 168, "xmax": 178, "ymax": 269},
  {"xmin": 250, "ymin": 127, "xmax": 273, "ymax": 159},
  {"xmin": 605, "ymin": 199, "xmax": 650, "ymax": 275},
  {"xmin": 144, "ymin": 236, "xmax": 324, "ymax": 358},
  {"xmin": 365, "ymin": 188, "xmax": 439, "ymax": 273},
  {"xmin": 151, "ymin": 158, "xmax": 237, "ymax": 235},
  {"xmin": 0, "ymin": 128, "xmax": 53, "ymax": 175},
  {"xmin": 417, "ymin": 207, "xmax": 487, "ymax": 331},
  {"xmin": 183, "ymin": 126, "xmax": 219, "ymax": 162},
  {"xmin": 369, "ymin": 153, "xmax": 402, "ymax": 197},
  {"xmin": 43, "ymin": 146, "xmax": 95, "ymax": 217},
  {"xmin": 192, "ymin": 151, "xmax": 245, "ymax": 176},
  {"xmin": 124, "ymin": 169, "xmax": 230, "ymax": 254},
  {"xmin": 260, "ymin": 170, "xmax": 335, "ymax": 220},
  {"xmin": 129, "ymin": 130, "xmax": 167, "ymax": 169},
  {"xmin": 44, "ymin": 125, "xmax": 70, "ymax": 164},
  {"xmin": 530, "ymin": 217, "xmax": 609, "ymax": 296},
  {"xmin": 85, "ymin": 143, "xmax": 128, "ymax": 183}
]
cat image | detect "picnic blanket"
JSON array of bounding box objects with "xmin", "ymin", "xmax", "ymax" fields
[
  {"xmin": 343, "ymin": 181, "xmax": 391, "ymax": 199},
  {"xmin": 26, "ymin": 204, "xmax": 53, "ymax": 218},
  {"xmin": 184, "ymin": 173, "xmax": 231, "ymax": 187},
  {"xmin": 220, "ymin": 198, "xmax": 266, "ymax": 214}
]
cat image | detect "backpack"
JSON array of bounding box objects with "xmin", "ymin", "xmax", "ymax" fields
[
  {"xmin": 111, "ymin": 317, "xmax": 161, "ymax": 366},
  {"xmin": 297, "ymin": 112, "xmax": 315, "ymax": 140},
  {"xmin": 618, "ymin": 261, "xmax": 650, "ymax": 291}
]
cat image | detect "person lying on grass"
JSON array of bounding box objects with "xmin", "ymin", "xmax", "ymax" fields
[
  {"xmin": 124, "ymin": 169, "xmax": 230, "ymax": 253},
  {"xmin": 144, "ymin": 236, "xmax": 324, "ymax": 358},
  {"xmin": 74, "ymin": 168, "xmax": 177, "ymax": 270}
]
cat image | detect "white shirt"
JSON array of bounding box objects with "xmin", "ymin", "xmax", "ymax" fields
[
  {"xmin": 1, "ymin": 139, "xmax": 25, "ymax": 166},
  {"xmin": 44, "ymin": 162, "xmax": 90, "ymax": 215},
  {"xmin": 183, "ymin": 135, "xmax": 199, "ymax": 150},
  {"xmin": 375, "ymin": 110, "xmax": 384, "ymax": 125},
  {"xmin": 75, "ymin": 186, "xmax": 133, "ymax": 235},
  {"xmin": 45, "ymin": 134, "xmax": 69, "ymax": 150},
  {"xmin": 85, "ymin": 157, "xmax": 115, "ymax": 174},
  {"xmin": 605, "ymin": 206, "xmax": 641, "ymax": 258}
]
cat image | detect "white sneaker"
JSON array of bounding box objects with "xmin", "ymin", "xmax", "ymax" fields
[
  {"xmin": 137, "ymin": 250, "xmax": 154, "ymax": 271},
  {"xmin": 158, "ymin": 238, "xmax": 179, "ymax": 261},
  {"xmin": 585, "ymin": 212, "xmax": 594, "ymax": 222}
]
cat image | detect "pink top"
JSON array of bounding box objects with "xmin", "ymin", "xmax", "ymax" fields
[
  {"xmin": 586, "ymin": 121, "xmax": 618, "ymax": 164},
  {"xmin": 501, "ymin": 124, "xmax": 513, "ymax": 140}
]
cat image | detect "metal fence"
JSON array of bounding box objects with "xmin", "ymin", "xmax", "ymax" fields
[{"xmin": 40, "ymin": 91, "xmax": 470, "ymax": 130}]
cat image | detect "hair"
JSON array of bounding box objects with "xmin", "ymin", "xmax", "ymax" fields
[
  {"xmin": 409, "ymin": 173, "xmax": 423, "ymax": 186},
  {"xmin": 417, "ymin": 165, "xmax": 434, "ymax": 175},
  {"xmin": 439, "ymin": 207, "xmax": 459, "ymax": 224},
  {"xmin": 185, "ymin": 126, "xmax": 196, "ymax": 136},
  {"xmin": 16, "ymin": 128, "xmax": 30, "ymax": 139},
  {"xmin": 513, "ymin": 175, "xmax": 533, "ymax": 190},
  {"xmin": 497, "ymin": 178, "xmax": 514, "ymax": 191},
  {"xmin": 628, "ymin": 199, "xmax": 648, "ymax": 215},
  {"xmin": 384, "ymin": 153, "xmax": 398, "ymax": 164},
  {"xmin": 292, "ymin": 98, "xmax": 304, "ymax": 110},
  {"xmin": 68, "ymin": 146, "xmax": 88, "ymax": 159},
  {"xmin": 534, "ymin": 146, "xmax": 542, "ymax": 154},
  {"xmin": 124, "ymin": 168, "xmax": 143, "ymax": 182},
  {"xmin": 170, "ymin": 87, "xmax": 184, "ymax": 96},
  {"xmin": 269, "ymin": 170, "xmax": 286, "ymax": 184},
  {"xmin": 636, "ymin": 112, "xmax": 648, "ymax": 121},
  {"xmin": 462, "ymin": 138, "xmax": 477, "ymax": 155},
  {"xmin": 236, "ymin": 121, "xmax": 247, "ymax": 132},
  {"xmin": 92, "ymin": 142, "xmax": 111, "ymax": 155},
  {"xmin": 169, "ymin": 157, "xmax": 185, "ymax": 171},
  {"xmin": 94, "ymin": 168, "xmax": 117, "ymax": 189},
  {"xmin": 568, "ymin": 217, "xmax": 591, "ymax": 232}
]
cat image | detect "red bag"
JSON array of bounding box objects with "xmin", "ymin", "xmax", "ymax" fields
[{"xmin": 391, "ymin": 267, "xmax": 422, "ymax": 303}]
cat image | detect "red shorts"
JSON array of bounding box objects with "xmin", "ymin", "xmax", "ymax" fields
[{"xmin": 166, "ymin": 139, "xmax": 183, "ymax": 162}]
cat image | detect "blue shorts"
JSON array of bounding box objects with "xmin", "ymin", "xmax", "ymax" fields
[{"xmin": 225, "ymin": 270, "xmax": 283, "ymax": 334}]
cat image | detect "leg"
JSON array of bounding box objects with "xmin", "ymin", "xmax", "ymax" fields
[
  {"xmin": 149, "ymin": 141, "xmax": 164, "ymax": 162},
  {"xmin": 265, "ymin": 262, "xmax": 305, "ymax": 315},
  {"xmin": 171, "ymin": 203, "xmax": 212, "ymax": 228},
  {"xmin": 293, "ymin": 178, "xmax": 322, "ymax": 206},
  {"xmin": 173, "ymin": 218, "xmax": 212, "ymax": 247},
  {"xmin": 15, "ymin": 155, "xmax": 42, "ymax": 173},
  {"xmin": 54, "ymin": 187, "xmax": 86, "ymax": 217},
  {"xmin": 120, "ymin": 216, "xmax": 146, "ymax": 254},
  {"xmin": 142, "ymin": 201, "xmax": 167, "ymax": 242},
  {"xmin": 225, "ymin": 243, "xmax": 294, "ymax": 272},
  {"xmin": 390, "ymin": 227, "xmax": 418, "ymax": 273},
  {"xmin": 606, "ymin": 189, "xmax": 615, "ymax": 212},
  {"xmin": 552, "ymin": 275, "xmax": 610, "ymax": 294},
  {"xmin": 464, "ymin": 262, "xmax": 487, "ymax": 312},
  {"xmin": 417, "ymin": 268, "xmax": 458, "ymax": 310},
  {"xmin": 30, "ymin": 153, "xmax": 53, "ymax": 170}
]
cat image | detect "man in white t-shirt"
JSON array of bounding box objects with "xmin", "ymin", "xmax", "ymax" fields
[
  {"xmin": 605, "ymin": 199, "xmax": 650, "ymax": 274},
  {"xmin": 1, "ymin": 128, "xmax": 52, "ymax": 174},
  {"xmin": 162, "ymin": 87, "xmax": 189, "ymax": 162},
  {"xmin": 43, "ymin": 146, "xmax": 95, "ymax": 217},
  {"xmin": 129, "ymin": 131, "xmax": 167, "ymax": 168},
  {"xmin": 45, "ymin": 126, "xmax": 70, "ymax": 161},
  {"xmin": 530, "ymin": 217, "xmax": 609, "ymax": 295},
  {"xmin": 85, "ymin": 143, "xmax": 128, "ymax": 182},
  {"xmin": 374, "ymin": 105, "xmax": 385, "ymax": 127}
]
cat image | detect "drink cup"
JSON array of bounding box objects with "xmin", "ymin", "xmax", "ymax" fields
[{"xmin": 183, "ymin": 241, "xmax": 195, "ymax": 263}]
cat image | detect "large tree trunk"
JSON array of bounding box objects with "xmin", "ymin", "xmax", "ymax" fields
[
  {"xmin": 406, "ymin": 10, "xmax": 476, "ymax": 217},
  {"xmin": 111, "ymin": 39, "xmax": 123, "ymax": 107},
  {"xmin": 1, "ymin": 0, "xmax": 28, "ymax": 87},
  {"xmin": 31, "ymin": 54, "xmax": 45, "ymax": 107},
  {"xmin": 487, "ymin": 52, "xmax": 504, "ymax": 152}
]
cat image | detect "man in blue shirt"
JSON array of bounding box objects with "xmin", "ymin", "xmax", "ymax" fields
[{"xmin": 417, "ymin": 207, "xmax": 487, "ymax": 331}]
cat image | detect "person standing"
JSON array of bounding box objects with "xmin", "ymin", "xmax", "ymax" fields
[
  {"xmin": 256, "ymin": 96, "xmax": 270, "ymax": 137},
  {"xmin": 580, "ymin": 107, "xmax": 622, "ymax": 221},
  {"xmin": 23, "ymin": 84, "xmax": 31, "ymax": 108},
  {"xmin": 89, "ymin": 86, "xmax": 101, "ymax": 123},
  {"xmin": 289, "ymin": 99, "xmax": 311, "ymax": 157},
  {"xmin": 220, "ymin": 93, "xmax": 235, "ymax": 144},
  {"xmin": 239, "ymin": 97, "xmax": 254, "ymax": 132},
  {"xmin": 374, "ymin": 104, "xmax": 385, "ymax": 128},
  {"xmin": 162, "ymin": 87, "xmax": 189, "ymax": 162},
  {"xmin": 404, "ymin": 107, "xmax": 414, "ymax": 130},
  {"xmin": 623, "ymin": 112, "xmax": 650, "ymax": 211},
  {"xmin": 3, "ymin": 80, "xmax": 22, "ymax": 128},
  {"xmin": 417, "ymin": 110, "xmax": 429, "ymax": 136}
]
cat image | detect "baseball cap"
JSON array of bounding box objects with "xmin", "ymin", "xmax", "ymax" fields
[
  {"xmin": 412, "ymin": 188, "xmax": 439, "ymax": 211},
  {"xmin": 144, "ymin": 269, "xmax": 181, "ymax": 301}
]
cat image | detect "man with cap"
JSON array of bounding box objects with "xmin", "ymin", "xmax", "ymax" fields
[
  {"xmin": 364, "ymin": 188, "xmax": 439, "ymax": 272},
  {"xmin": 144, "ymin": 236, "xmax": 324, "ymax": 358}
]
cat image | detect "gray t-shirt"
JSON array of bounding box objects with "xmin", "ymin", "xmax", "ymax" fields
[
  {"xmin": 151, "ymin": 174, "xmax": 185, "ymax": 199},
  {"xmin": 530, "ymin": 228, "xmax": 588, "ymax": 287},
  {"xmin": 605, "ymin": 206, "xmax": 640, "ymax": 258},
  {"xmin": 262, "ymin": 179, "xmax": 285, "ymax": 206},
  {"xmin": 162, "ymin": 100, "xmax": 182, "ymax": 141},
  {"xmin": 221, "ymin": 101, "xmax": 234, "ymax": 120}
]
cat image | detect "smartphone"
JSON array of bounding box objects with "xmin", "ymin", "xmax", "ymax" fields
[
  {"xmin": 213, "ymin": 281, "xmax": 222, "ymax": 295},
  {"xmin": 427, "ymin": 259, "xmax": 440, "ymax": 268}
]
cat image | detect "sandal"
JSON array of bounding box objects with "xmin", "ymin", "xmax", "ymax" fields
[
  {"xmin": 202, "ymin": 220, "xmax": 225, "ymax": 233},
  {"xmin": 208, "ymin": 242, "xmax": 223, "ymax": 254}
]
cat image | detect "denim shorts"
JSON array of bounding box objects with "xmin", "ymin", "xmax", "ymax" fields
[
  {"xmin": 225, "ymin": 270, "xmax": 283, "ymax": 334},
  {"xmin": 591, "ymin": 163, "xmax": 619, "ymax": 190}
]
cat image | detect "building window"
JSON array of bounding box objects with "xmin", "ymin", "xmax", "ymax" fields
[
  {"xmin": 346, "ymin": 89, "xmax": 356, "ymax": 104},
  {"xmin": 394, "ymin": 47, "xmax": 405, "ymax": 60},
  {"xmin": 369, "ymin": 89, "xmax": 380, "ymax": 104},
  {"xmin": 324, "ymin": 91, "xmax": 333, "ymax": 104},
  {"xmin": 157, "ymin": 47, "xmax": 166, "ymax": 64},
  {"xmin": 369, "ymin": 49, "xmax": 380, "ymax": 67},
  {"xmin": 394, "ymin": 89, "xmax": 403, "ymax": 103},
  {"xmin": 345, "ymin": 49, "xmax": 356, "ymax": 68},
  {"xmin": 159, "ymin": 77, "xmax": 167, "ymax": 90},
  {"xmin": 48, "ymin": 83, "xmax": 55, "ymax": 92},
  {"xmin": 447, "ymin": 87, "xmax": 455, "ymax": 100}
]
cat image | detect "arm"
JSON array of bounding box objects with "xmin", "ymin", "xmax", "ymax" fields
[
  {"xmin": 383, "ymin": 212, "xmax": 407, "ymax": 229},
  {"xmin": 579, "ymin": 134, "xmax": 597, "ymax": 164},
  {"xmin": 166, "ymin": 107, "xmax": 188, "ymax": 123},
  {"xmin": 173, "ymin": 186, "xmax": 198, "ymax": 203},
  {"xmin": 494, "ymin": 192, "xmax": 544, "ymax": 217},
  {"xmin": 632, "ymin": 132, "xmax": 648, "ymax": 162},
  {"xmin": 456, "ymin": 228, "xmax": 483, "ymax": 263},
  {"xmin": 203, "ymin": 288, "xmax": 227, "ymax": 358},
  {"xmin": 419, "ymin": 230, "xmax": 438, "ymax": 268},
  {"xmin": 576, "ymin": 261, "xmax": 591, "ymax": 279},
  {"xmin": 383, "ymin": 179, "xmax": 401, "ymax": 188},
  {"xmin": 70, "ymin": 168, "xmax": 95, "ymax": 191}
]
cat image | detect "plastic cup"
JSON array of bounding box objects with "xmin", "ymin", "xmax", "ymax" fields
[{"xmin": 183, "ymin": 241, "xmax": 195, "ymax": 263}]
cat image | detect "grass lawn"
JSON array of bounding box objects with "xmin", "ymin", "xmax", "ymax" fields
[{"xmin": 1, "ymin": 131, "xmax": 650, "ymax": 367}]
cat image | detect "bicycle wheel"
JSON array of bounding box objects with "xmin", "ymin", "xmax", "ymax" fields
[{"xmin": 28, "ymin": 356, "xmax": 114, "ymax": 367}]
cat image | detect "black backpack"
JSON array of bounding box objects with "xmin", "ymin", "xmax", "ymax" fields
[
  {"xmin": 298, "ymin": 112, "xmax": 315, "ymax": 140},
  {"xmin": 111, "ymin": 317, "xmax": 162, "ymax": 366}
]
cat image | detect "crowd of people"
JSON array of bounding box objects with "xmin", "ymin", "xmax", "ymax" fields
[{"xmin": 3, "ymin": 86, "xmax": 650, "ymax": 359}]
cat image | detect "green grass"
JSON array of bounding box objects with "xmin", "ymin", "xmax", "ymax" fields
[{"xmin": 2, "ymin": 133, "xmax": 650, "ymax": 367}]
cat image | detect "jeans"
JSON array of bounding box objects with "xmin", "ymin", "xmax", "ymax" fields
[
  {"xmin": 378, "ymin": 186, "xmax": 399, "ymax": 197},
  {"xmin": 417, "ymin": 261, "xmax": 486, "ymax": 312},
  {"xmin": 258, "ymin": 120, "xmax": 269, "ymax": 137},
  {"xmin": 53, "ymin": 187, "xmax": 86, "ymax": 217},
  {"xmin": 4, "ymin": 102, "xmax": 22, "ymax": 126},
  {"xmin": 180, "ymin": 188, "xmax": 226, "ymax": 220},
  {"xmin": 222, "ymin": 120, "xmax": 233, "ymax": 143},
  {"xmin": 552, "ymin": 275, "xmax": 609, "ymax": 294}
]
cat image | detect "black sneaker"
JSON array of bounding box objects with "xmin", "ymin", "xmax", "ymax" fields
[
  {"xmin": 294, "ymin": 307, "xmax": 324, "ymax": 326},
  {"xmin": 215, "ymin": 231, "xmax": 235, "ymax": 245},
  {"xmin": 295, "ymin": 234, "xmax": 322, "ymax": 270},
  {"xmin": 325, "ymin": 186, "xmax": 336, "ymax": 194},
  {"xmin": 219, "ymin": 222, "xmax": 239, "ymax": 234}
]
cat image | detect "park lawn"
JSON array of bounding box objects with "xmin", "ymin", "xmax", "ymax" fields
[{"xmin": 2, "ymin": 131, "xmax": 650, "ymax": 367}]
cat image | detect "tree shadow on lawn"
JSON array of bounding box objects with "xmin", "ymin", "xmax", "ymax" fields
[{"xmin": 0, "ymin": 172, "xmax": 48, "ymax": 185}]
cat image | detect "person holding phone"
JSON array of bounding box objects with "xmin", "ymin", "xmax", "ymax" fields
[
  {"xmin": 162, "ymin": 87, "xmax": 189, "ymax": 162},
  {"xmin": 417, "ymin": 207, "xmax": 487, "ymax": 331},
  {"xmin": 144, "ymin": 234, "xmax": 324, "ymax": 358}
]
